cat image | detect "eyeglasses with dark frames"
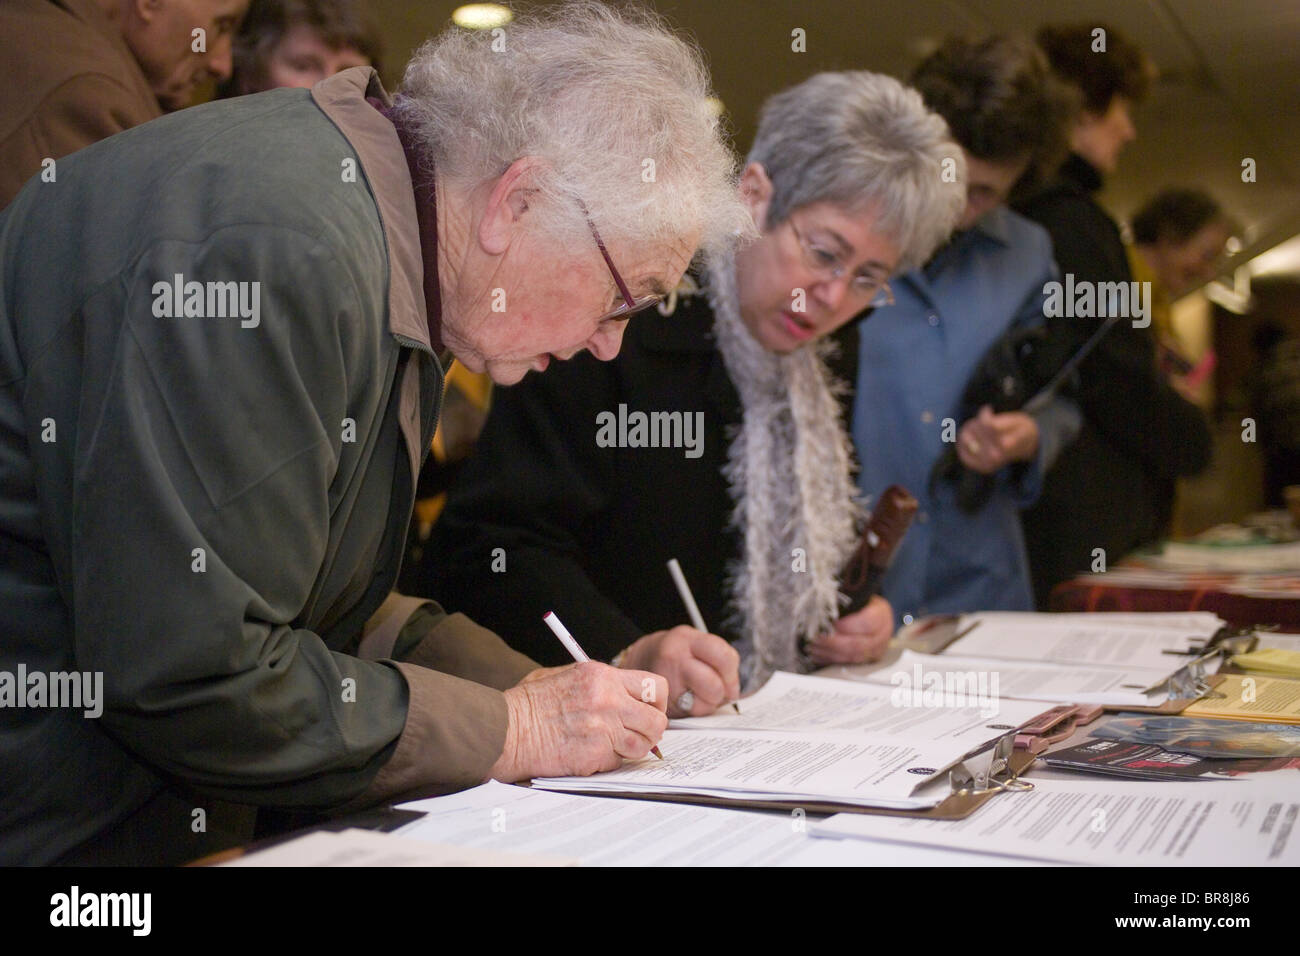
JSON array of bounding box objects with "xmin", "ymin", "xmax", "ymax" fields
[
  {"xmin": 588, "ymin": 222, "xmax": 663, "ymax": 322},
  {"xmin": 577, "ymin": 198, "xmax": 664, "ymax": 322}
]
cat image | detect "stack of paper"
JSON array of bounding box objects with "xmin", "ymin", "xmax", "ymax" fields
[
  {"xmin": 1183, "ymin": 674, "xmax": 1300, "ymax": 724},
  {"xmin": 812, "ymin": 776, "xmax": 1300, "ymax": 866},
  {"xmin": 945, "ymin": 611, "xmax": 1224, "ymax": 674},
  {"xmin": 1231, "ymin": 647, "xmax": 1300, "ymax": 678},
  {"xmin": 838, "ymin": 648, "xmax": 1169, "ymax": 709},
  {"xmin": 394, "ymin": 781, "xmax": 1043, "ymax": 867},
  {"xmin": 1259, "ymin": 633, "xmax": 1300, "ymax": 652},
  {"xmin": 838, "ymin": 612, "xmax": 1226, "ymax": 708},
  {"xmin": 670, "ymin": 671, "xmax": 1047, "ymax": 741},
  {"xmin": 530, "ymin": 673, "xmax": 1048, "ymax": 811},
  {"xmin": 535, "ymin": 728, "xmax": 964, "ymax": 810}
]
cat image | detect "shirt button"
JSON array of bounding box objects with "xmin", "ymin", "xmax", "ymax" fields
[
  {"xmin": 920, "ymin": 411, "xmax": 934, "ymax": 423},
  {"xmin": 903, "ymin": 613, "xmax": 915, "ymax": 625},
  {"xmin": 928, "ymin": 313, "xmax": 940, "ymax": 326}
]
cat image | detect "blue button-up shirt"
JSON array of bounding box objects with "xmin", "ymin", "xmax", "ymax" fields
[{"xmin": 851, "ymin": 206, "xmax": 1079, "ymax": 626}]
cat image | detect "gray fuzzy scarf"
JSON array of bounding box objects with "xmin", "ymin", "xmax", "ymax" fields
[{"xmin": 704, "ymin": 250, "xmax": 864, "ymax": 689}]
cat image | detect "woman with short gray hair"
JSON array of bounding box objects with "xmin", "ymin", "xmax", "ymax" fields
[
  {"xmin": 423, "ymin": 70, "xmax": 966, "ymax": 708},
  {"xmin": 748, "ymin": 71, "xmax": 961, "ymax": 273}
]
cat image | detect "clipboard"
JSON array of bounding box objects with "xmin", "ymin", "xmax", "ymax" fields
[
  {"xmin": 1106, "ymin": 651, "xmax": 1231, "ymax": 713},
  {"xmin": 1105, "ymin": 675, "xmax": 1229, "ymax": 714},
  {"xmin": 545, "ymin": 734, "xmax": 1037, "ymax": 821}
]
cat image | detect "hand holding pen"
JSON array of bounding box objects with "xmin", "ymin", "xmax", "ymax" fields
[{"xmin": 487, "ymin": 614, "xmax": 669, "ymax": 781}]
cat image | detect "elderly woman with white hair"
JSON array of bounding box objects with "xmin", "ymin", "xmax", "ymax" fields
[
  {"xmin": 0, "ymin": 3, "xmax": 748, "ymax": 865},
  {"xmin": 422, "ymin": 71, "xmax": 966, "ymax": 709}
]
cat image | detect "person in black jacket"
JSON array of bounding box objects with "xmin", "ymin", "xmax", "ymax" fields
[
  {"xmin": 410, "ymin": 71, "xmax": 966, "ymax": 711},
  {"xmin": 1014, "ymin": 23, "xmax": 1212, "ymax": 605}
]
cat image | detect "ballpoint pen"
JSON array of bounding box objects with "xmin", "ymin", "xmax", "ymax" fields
[{"xmin": 666, "ymin": 557, "xmax": 741, "ymax": 714}]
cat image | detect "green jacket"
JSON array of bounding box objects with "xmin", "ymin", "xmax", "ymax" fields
[{"xmin": 0, "ymin": 68, "xmax": 537, "ymax": 865}]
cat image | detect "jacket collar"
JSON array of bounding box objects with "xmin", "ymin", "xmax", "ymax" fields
[
  {"xmin": 969, "ymin": 205, "xmax": 1013, "ymax": 246},
  {"xmin": 310, "ymin": 67, "xmax": 433, "ymax": 352},
  {"xmin": 1060, "ymin": 152, "xmax": 1104, "ymax": 194}
]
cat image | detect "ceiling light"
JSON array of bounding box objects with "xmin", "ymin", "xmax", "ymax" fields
[{"xmin": 453, "ymin": 4, "xmax": 512, "ymax": 30}]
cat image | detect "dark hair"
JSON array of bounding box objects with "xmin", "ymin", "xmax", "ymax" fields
[
  {"xmin": 911, "ymin": 35, "xmax": 1077, "ymax": 191},
  {"xmin": 1131, "ymin": 189, "xmax": 1226, "ymax": 245},
  {"xmin": 1036, "ymin": 22, "xmax": 1153, "ymax": 114},
  {"xmin": 226, "ymin": 0, "xmax": 383, "ymax": 96}
]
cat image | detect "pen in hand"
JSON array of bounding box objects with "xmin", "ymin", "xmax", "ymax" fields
[
  {"xmin": 666, "ymin": 558, "xmax": 741, "ymax": 714},
  {"xmin": 543, "ymin": 610, "xmax": 664, "ymax": 760}
]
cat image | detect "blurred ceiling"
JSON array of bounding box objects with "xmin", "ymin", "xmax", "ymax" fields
[{"xmin": 368, "ymin": 0, "xmax": 1300, "ymax": 275}]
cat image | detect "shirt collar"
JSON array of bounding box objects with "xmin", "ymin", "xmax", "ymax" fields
[
  {"xmin": 967, "ymin": 205, "xmax": 1013, "ymax": 247},
  {"xmin": 913, "ymin": 207, "xmax": 1010, "ymax": 285},
  {"xmin": 310, "ymin": 67, "xmax": 439, "ymax": 352}
]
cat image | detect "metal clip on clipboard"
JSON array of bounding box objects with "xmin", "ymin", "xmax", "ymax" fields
[
  {"xmin": 949, "ymin": 733, "xmax": 1034, "ymax": 796},
  {"xmin": 1167, "ymin": 652, "xmax": 1227, "ymax": 701}
]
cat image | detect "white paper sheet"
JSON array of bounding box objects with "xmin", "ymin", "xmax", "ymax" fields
[
  {"xmin": 948, "ymin": 611, "xmax": 1224, "ymax": 675},
  {"xmin": 812, "ymin": 776, "xmax": 1300, "ymax": 866},
  {"xmin": 220, "ymin": 827, "xmax": 573, "ymax": 866},
  {"xmin": 395, "ymin": 781, "xmax": 1040, "ymax": 866},
  {"xmin": 398, "ymin": 780, "xmax": 811, "ymax": 865},
  {"xmin": 674, "ymin": 671, "xmax": 1047, "ymax": 742},
  {"xmin": 1258, "ymin": 632, "xmax": 1300, "ymax": 653},
  {"xmin": 834, "ymin": 649, "xmax": 1170, "ymax": 708},
  {"xmin": 530, "ymin": 727, "xmax": 971, "ymax": 809}
]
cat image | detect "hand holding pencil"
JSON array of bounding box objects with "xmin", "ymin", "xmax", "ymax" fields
[
  {"xmin": 488, "ymin": 612, "xmax": 669, "ymax": 782},
  {"xmin": 608, "ymin": 559, "xmax": 742, "ymax": 718}
]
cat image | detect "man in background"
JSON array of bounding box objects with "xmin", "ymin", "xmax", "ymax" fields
[{"xmin": 0, "ymin": 0, "xmax": 248, "ymax": 207}]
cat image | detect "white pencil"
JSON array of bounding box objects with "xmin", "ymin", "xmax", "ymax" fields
[
  {"xmin": 542, "ymin": 610, "xmax": 663, "ymax": 759},
  {"xmin": 666, "ymin": 558, "xmax": 741, "ymax": 714}
]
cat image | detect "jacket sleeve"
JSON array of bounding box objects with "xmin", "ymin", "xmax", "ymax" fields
[
  {"xmin": 69, "ymin": 228, "xmax": 511, "ymax": 808},
  {"xmin": 423, "ymin": 357, "xmax": 645, "ymax": 666},
  {"xmin": 366, "ymin": 595, "xmax": 538, "ymax": 691}
]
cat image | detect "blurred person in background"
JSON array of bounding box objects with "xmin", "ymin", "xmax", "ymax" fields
[
  {"xmin": 1129, "ymin": 188, "xmax": 1233, "ymax": 405},
  {"xmin": 852, "ymin": 35, "xmax": 1081, "ymax": 629},
  {"xmin": 1255, "ymin": 323, "xmax": 1300, "ymax": 507},
  {"xmin": 1015, "ymin": 22, "xmax": 1211, "ymax": 605},
  {"xmin": 0, "ymin": 0, "xmax": 248, "ymax": 207},
  {"xmin": 220, "ymin": 0, "xmax": 381, "ymax": 96}
]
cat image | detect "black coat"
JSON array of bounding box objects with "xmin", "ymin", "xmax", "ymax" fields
[
  {"xmin": 407, "ymin": 289, "xmax": 858, "ymax": 666},
  {"xmin": 1013, "ymin": 154, "xmax": 1212, "ymax": 604}
]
